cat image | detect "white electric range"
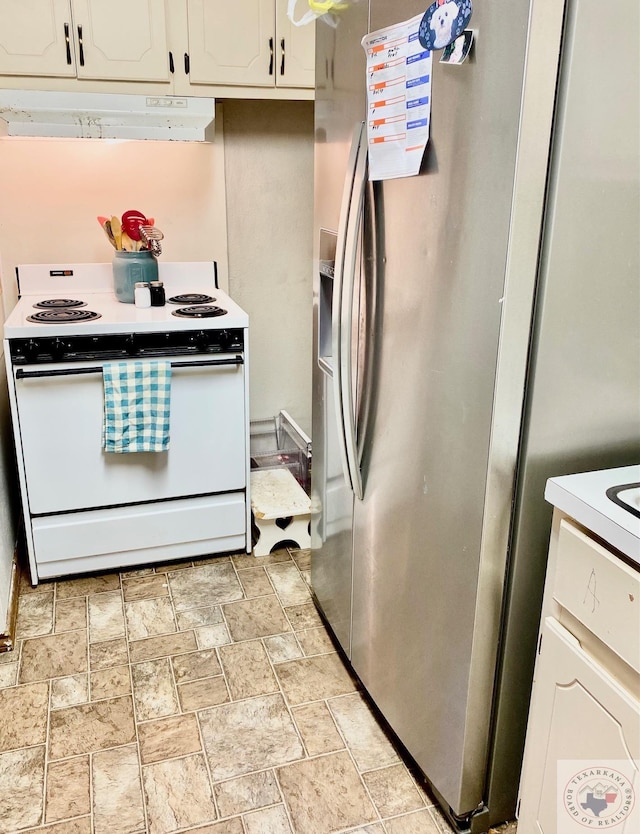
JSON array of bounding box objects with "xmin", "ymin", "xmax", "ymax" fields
[{"xmin": 3, "ymin": 262, "xmax": 251, "ymax": 583}]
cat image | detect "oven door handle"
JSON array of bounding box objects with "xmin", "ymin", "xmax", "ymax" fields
[{"xmin": 15, "ymin": 356, "xmax": 244, "ymax": 379}]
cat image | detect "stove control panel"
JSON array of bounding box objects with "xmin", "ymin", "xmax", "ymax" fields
[{"xmin": 9, "ymin": 329, "xmax": 245, "ymax": 364}]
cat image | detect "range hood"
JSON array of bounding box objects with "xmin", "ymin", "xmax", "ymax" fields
[{"xmin": 0, "ymin": 90, "xmax": 215, "ymax": 141}]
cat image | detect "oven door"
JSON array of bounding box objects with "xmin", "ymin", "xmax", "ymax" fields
[{"xmin": 13, "ymin": 354, "xmax": 246, "ymax": 514}]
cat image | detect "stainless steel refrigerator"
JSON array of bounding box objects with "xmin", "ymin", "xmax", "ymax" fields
[{"xmin": 310, "ymin": 0, "xmax": 640, "ymax": 830}]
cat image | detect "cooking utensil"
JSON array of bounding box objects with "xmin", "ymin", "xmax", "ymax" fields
[
  {"xmin": 122, "ymin": 209, "xmax": 146, "ymax": 223},
  {"xmin": 139, "ymin": 225, "xmax": 164, "ymax": 256},
  {"xmin": 122, "ymin": 210, "xmax": 148, "ymax": 243},
  {"xmin": 122, "ymin": 217, "xmax": 142, "ymax": 243},
  {"xmin": 120, "ymin": 231, "xmax": 135, "ymax": 252},
  {"xmin": 110, "ymin": 215, "xmax": 122, "ymax": 251},
  {"xmin": 103, "ymin": 219, "xmax": 117, "ymax": 249},
  {"xmin": 97, "ymin": 216, "xmax": 115, "ymax": 248}
]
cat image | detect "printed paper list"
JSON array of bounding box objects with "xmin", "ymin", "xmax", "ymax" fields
[{"xmin": 362, "ymin": 13, "xmax": 433, "ymax": 181}]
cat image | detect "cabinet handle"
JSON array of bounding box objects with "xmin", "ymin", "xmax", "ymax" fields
[
  {"xmin": 268, "ymin": 37, "xmax": 274, "ymax": 75},
  {"xmin": 184, "ymin": 52, "xmax": 190, "ymax": 75},
  {"xmin": 77, "ymin": 25, "xmax": 85, "ymax": 67},
  {"xmin": 64, "ymin": 23, "xmax": 72, "ymax": 65},
  {"xmin": 280, "ymin": 38, "xmax": 285, "ymax": 76},
  {"xmin": 169, "ymin": 51, "xmax": 174, "ymax": 73}
]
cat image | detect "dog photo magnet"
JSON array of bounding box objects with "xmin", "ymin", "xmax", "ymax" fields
[
  {"xmin": 439, "ymin": 30, "xmax": 474, "ymax": 65},
  {"xmin": 419, "ymin": 0, "xmax": 473, "ymax": 51}
]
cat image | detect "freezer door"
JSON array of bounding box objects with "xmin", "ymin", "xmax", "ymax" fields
[
  {"xmin": 350, "ymin": 0, "xmax": 532, "ymax": 817},
  {"xmin": 311, "ymin": 0, "xmax": 370, "ymax": 654}
]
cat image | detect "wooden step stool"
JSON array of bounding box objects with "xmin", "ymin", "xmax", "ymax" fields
[{"xmin": 250, "ymin": 468, "xmax": 311, "ymax": 557}]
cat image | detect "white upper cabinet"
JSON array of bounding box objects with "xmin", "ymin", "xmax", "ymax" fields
[
  {"xmin": 0, "ymin": 0, "xmax": 170, "ymax": 82},
  {"xmin": 72, "ymin": 0, "xmax": 170, "ymax": 82},
  {"xmin": 187, "ymin": 0, "xmax": 274, "ymax": 87},
  {"xmin": 0, "ymin": 0, "xmax": 76, "ymax": 77},
  {"xmin": 275, "ymin": 0, "xmax": 314, "ymax": 88},
  {"xmin": 0, "ymin": 0, "xmax": 313, "ymax": 96},
  {"xmin": 186, "ymin": 0, "xmax": 314, "ymax": 89}
]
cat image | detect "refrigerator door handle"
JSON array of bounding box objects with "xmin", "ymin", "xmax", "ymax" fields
[
  {"xmin": 355, "ymin": 176, "xmax": 379, "ymax": 488},
  {"xmin": 332, "ymin": 121, "xmax": 366, "ymax": 494},
  {"xmin": 339, "ymin": 124, "xmax": 368, "ymax": 501}
]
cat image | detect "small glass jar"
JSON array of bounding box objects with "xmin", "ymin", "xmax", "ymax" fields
[
  {"xmin": 113, "ymin": 250, "xmax": 158, "ymax": 304},
  {"xmin": 149, "ymin": 281, "xmax": 166, "ymax": 307},
  {"xmin": 134, "ymin": 282, "xmax": 151, "ymax": 308}
]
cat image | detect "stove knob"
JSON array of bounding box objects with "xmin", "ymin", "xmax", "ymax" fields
[
  {"xmin": 51, "ymin": 338, "xmax": 68, "ymax": 361},
  {"xmin": 218, "ymin": 330, "xmax": 230, "ymax": 351},
  {"xmin": 195, "ymin": 331, "xmax": 209, "ymax": 352},
  {"xmin": 125, "ymin": 335, "xmax": 138, "ymax": 356},
  {"xmin": 24, "ymin": 339, "xmax": 40, "ymax": 362}
]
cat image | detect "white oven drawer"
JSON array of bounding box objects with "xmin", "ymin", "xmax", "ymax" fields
[
  {"xmin": 32, "ymin": 492, "xmax": 247, "ymax": 579},
  {"xmin": 14, "ymin": 356, "xmax": 247, "ymax": 514}
]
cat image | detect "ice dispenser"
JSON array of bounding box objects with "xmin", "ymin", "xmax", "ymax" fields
[{"xmin": 318, "ymin": 229, "xmax": 337, "ymax": 375}]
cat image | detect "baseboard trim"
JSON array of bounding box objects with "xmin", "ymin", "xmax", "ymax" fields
[{"xmin": 0, "ymin": 546, "xmax": 19, "ymax": 653}]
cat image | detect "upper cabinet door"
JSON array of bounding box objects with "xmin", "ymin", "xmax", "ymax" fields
[
  {"xmin": 275, "ymin": 0, "xmax": 314, "ymax": 88},
  {"xmin": 71, "ymin": 0, "xmax": 170, "ymax": 82},
  {"xmin": 0, "ymin": 0, "xmax": 76, "ymax": 77},
  {"xmin": 186, "ymin": 0, "xmax": 274, "ymax": 86}
]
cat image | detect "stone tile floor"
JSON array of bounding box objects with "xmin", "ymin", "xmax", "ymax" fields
[{"xmin": 0, "ymin": 547, "xmax": 517, "ymax": 834}]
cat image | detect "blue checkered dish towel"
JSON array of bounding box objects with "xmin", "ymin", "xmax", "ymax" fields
[{"xmin": 102, "ymin": 361, "xmax": 171, "ymax": 453}]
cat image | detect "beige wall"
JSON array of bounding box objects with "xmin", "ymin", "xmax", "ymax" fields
[{"xmin": 223, "ymin": 99, "xmax": 314, "ymax": 435}]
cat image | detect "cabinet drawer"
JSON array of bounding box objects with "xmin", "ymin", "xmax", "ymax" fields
[{"xmin": 554, "ymin": 518, "xmax": 640, "ymax": 672}]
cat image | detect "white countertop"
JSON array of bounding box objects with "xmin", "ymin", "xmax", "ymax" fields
[{"xmin": 546, "ymin": 465, "xmax": 640, "ymax": 565}]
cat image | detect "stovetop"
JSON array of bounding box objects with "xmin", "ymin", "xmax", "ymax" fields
[{"xmin": 3, "ymin": 262, "xmax": 249, "ymax": 338}]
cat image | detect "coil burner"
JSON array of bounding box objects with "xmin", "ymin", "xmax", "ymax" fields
[
  {"xmin": 26, "ymin": 309, "xmax": 101, "ymax": 324},
  {"xmin": 32, "ymin": 299, "xmax": 87, "ymax": 309},
  {"xmin": 171, "ymin": 305, "xmax": 227, "ymax": 319},
  {"xmin": 167, "ymin": 294, "xmax": 216, "ymax": 305}
]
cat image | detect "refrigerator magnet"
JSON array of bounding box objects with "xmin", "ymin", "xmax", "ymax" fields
[
  {"xmin": 419, "ymin": 0, "xmax": 473, "ymax": 51},
  {"xmin": 439, "ymin": 30, "xmax": 474, "ymax": 65}
]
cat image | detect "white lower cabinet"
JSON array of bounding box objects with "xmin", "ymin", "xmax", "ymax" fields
[
  {"xmin": 518, "ymin": 511, "xmax": 640, "ymax": 833},
  {"xmin": 518, "ymin": 617, "xmax": 640, "ymax": 832}
]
